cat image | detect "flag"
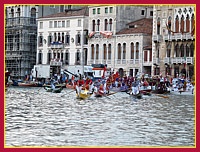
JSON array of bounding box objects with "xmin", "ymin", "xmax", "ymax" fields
[
  {"xmin": 100, "ymin": 31, "xmax": 113, "ymax": 38},
  {"xmin": 89, "ymin": 31, "xmax": 95, "ymax": 38}
]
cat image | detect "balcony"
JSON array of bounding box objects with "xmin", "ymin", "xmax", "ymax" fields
[
  {"xmin": 152, "ymin": 35, "xmax": 163, "ymax": 42},
  {"xmin": 50, "ymin": 42, "xmax": 64, "ymax": 49},
  {"xmin": 153, "ymin": 58, "xmax": 160, "ymax": 66},
  {"xmin": 163, "ymin": 35, "xmax": 172, "ymax": 41},
  {"xmin": 186, "ymin": 57, "xmax": 194, "ymax": 64},
  {"xmin": 50, "ymin": 61, "xmax": 62, "ymax": 66},
  {"xmin": 164, "ymin": 57, "xmax": 171, "ymax": 65},
  {"xmin": 171, "ymin": 57, "xmax": 185, "ymax": 64}
]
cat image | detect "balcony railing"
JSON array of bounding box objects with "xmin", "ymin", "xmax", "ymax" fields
[
  {"xmin": 152, "ymin": 35, "xmax": 163, "ymax": 42},
  {"xmin": 186, "ymin": 57, "xmax": 194, "ymax": 64},
  {"xmin": 164, "ymin": 57, "xmax": 171, "ymax": 64},
  {"xmin": 50, "ymin": 42, "xmax": 64, "ymax": 49},
  {"xmin": 50, "ymin": 61, "xmax": 62, "ymax": 66},
  {"xmin": 153, "ymin": 58, "xmax": 160, "ymax": 66}
]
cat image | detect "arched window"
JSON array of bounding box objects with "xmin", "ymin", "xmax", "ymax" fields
[
  {"xmin": 92, "ymin": 20, "xmax": 95, "ymax": 31},
  {"xmin": 117, "ymin": 43, "xmax": 121, "ymax": 59},
  {"xmin": 108, "ymin": 44, "xmax": 111, "ymax": 59},
  {"xmin": 175, "ymin": 44, "xmax": 179, "ymax": 57},
  {"xmin": 123, "ymin": 43, "xmax": 126, "ymax": 59},
  {"xmin": 65, "ymin": 50, "xmax": 69, "ymax": 65},
  {"xmin": 186, "ymin": 14, "xmax": 190, "ymax": 32},
  {"xmin": 180, "ymin": 44, "xmax": 184, "ymax": 57},
  {"xmin": 167, "ymin": 44, "xmax": 171, "ymax": 57},
  {"xmin": 30, "ymin": 7, "xmax": 36, "ymax": 24},
  {"xmin": 175, "ymin": 15, "xmax": 179, "ymax": 33},
  {"xmin": 105, "ymin": 19, "xmax": 108, "ymax": 31},
  {"xmin": 76, "ymin": 50, "xmax": 80, "ymax": 65},
  {"xmin": 48, "ymin": 33, "xmax": 52, "ymax": 46},
  {"xmin": 54, "ymin": 33, "xmax": 57, "ymax": 42},
  {"xmin": 47, "ymin": 50, "xmax": 52, "ymax": 64},
  {"xmin": 103, "ymin": 44, "xmax": 107, "ymax": 60},
  {"xmin": 97, "ymin": 19, "xmax": 100, "ymax": 31},
  {"xmin": 191, "ymin": 14, "xmax": 195, "ymax": 33},
  {"xmin": 136, "ymin": 42, "xmax": 139, "ymax": 59},
  {"xmin": 130, "ymin": 42, "xmax": 134, "ymax": 59},
  {"xmin": 58, "ymin": 33, "xmax": 61, "ymax": 42},
  {"xmin": 109, "ymin": 19, "xmax": 112, "ymax": 31},
  {"xmin": 168, "ymin": 16, "xmax": 172, "ymax": 34},
  {"xmin": 180, "ymin": 15, "xmax": 184, "ymax": 33},
  {"xmin": 62, "ymin": 32, "xmax": 64, "ymax": 43},
  {"xmin": 96, "ymin": 44, "xmax": 99, "ymax": 60},
  {"xmin": 157, "ymin": 17, "xmax": 161, "ymax": 35},
  {"xmin": 186, "ymin": 44, "xmax": 190, "ymax": 57},
  {"xmin": 91, "ymin": 44, "xmax": 94, "ymax": 59},
  {"xmin": 65, "ymin": 32, "xmax": 70, "ymax": 45}
]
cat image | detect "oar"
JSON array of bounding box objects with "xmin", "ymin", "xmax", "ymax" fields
[
  {"xmin": 38, "ymin": 87, "xmax": 43, "ymax": 91},
  {"xmin": 61, "ymin": 89, "xmax": 75, "ymax": 97},
  {"xmin": 154, "ymin": 94, "xmax": 169, "ymax": 98}
]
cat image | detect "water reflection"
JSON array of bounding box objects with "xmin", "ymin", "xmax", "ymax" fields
[{"xmin": 5, "ymin": 87, "xmax": 195, "ymax": 147}]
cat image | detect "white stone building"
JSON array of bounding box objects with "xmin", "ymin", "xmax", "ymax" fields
[
  {"xmin": 87, "ymin": 5, "xmax": 153, "ymax": 77},
  {"xmin": 36, "ymin": 7, "xmax": 89, "ymax": 75}
]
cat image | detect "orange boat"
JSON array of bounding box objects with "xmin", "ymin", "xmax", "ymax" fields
[{"xmin": 66, "ymin": 83, "xmax": 75, "ymax": 89}]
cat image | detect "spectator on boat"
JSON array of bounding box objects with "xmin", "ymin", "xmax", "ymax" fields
[
  {"xmin": 143, "ymin": 79, "xmax": 149, "ymax": 89},
  {"xmin": 131, "ymin": 79, "xmax": 140, "ymax": 95}
]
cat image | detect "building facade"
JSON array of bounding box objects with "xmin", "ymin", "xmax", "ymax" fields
[
  {"xmin": 5, "ymin": 5, "xmax": 86, "ymax": 79},
  {"xmin": 36, "ymin": 7, "xmax": 89, "ymax": 76},
  {"xmin": 5, "ymin": 5, "xmax": 39, "ymax": 79},
  {"xmin": 87, "ymin": 5, "xmax": 153, "ymax": 77},
  {"xmin": 152, "ymin": 5, "xmax": 195, "ymax": 79}
]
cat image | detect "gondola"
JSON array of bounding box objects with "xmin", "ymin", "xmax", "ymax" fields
[{"xmin": 44, "ymin": 86, "xmax": 63, "ymax": 93}]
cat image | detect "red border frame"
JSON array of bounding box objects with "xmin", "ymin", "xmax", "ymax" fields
[{"xmin": 2, "ymin": 1, "xmax": 199, "ymax": 152}]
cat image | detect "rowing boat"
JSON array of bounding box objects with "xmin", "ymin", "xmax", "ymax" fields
[
  {"xmin": 76, "ymin": 89, "xmax": 92, "ymax": 100},
  {"xmin": 44, "ymin": 86, "xmax": 63, "ymax": 93}
]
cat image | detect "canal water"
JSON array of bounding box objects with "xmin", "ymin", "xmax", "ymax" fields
[{"xmin": 5, "ymin": 86, "xmax": 195, "ymax": 147}]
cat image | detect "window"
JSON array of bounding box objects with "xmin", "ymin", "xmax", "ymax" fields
[
  {"xmin": 62, "ymin": 21, "xmax": 65, "ymax": 27},
  {"xmin": 141, "ymin": 10, "xmax": 145, "ymax": 15},
  {"xmin": 136, "ymin": 42, "xmax": 139, "ymax": 59},
  {"xmin": 91, "ymin": 44, "xmax": 95, "ymax": 59},
  {"xmin": 58, "ymin": 21, "xmax": 61, "ymax": 27},
  {"xmin": 76, "ymin": 33, "xmax": 81, "ymax": 45},
  {"xmin": 150, "ymin": 11, "xmax": 153, "ymax": 16},
  {"xmin": 97, "ymin": 19, "xmax": 100, "ymax": 31},
  {"xmin": 167, "ymin": 44, "xmax": 171, "ymax": 57},
  {"xmin": 105, "ymin": 19, "xmax": 108, "ymax": 31},
  {"xmin": 123, "ymin": 43, "xmax": 126, "ymax": 59},
  {"xmin": 66, "ymin": 20, "xmax": 70, "ymax": 27},
  {"xmin": 180, "ymin": 15, "xmax": 184, "ymax": 33},
  {"xmin": 109, "ymin": 7, "xmax": 113, "ymax": 13},
  {"xmin": 109, "ymin": 19, "xmax": 112, "ymax": 31},
  {"xmin": 186, "ymin": 14, "xmax": 190, "ymax": 32},
  {"xmin": 97, "ymin": 8, "xmax": 100, "ymax": 14},
  {"xmin": 167, "ymin": 16, "xmax": 172, "ymax": 34},
  {"xmin": 157, "ymin": 18, "xmax": 161, "ymax": 35},
  {"xmin": 92, "ymin": 20, "xmax": 95, "ymax": 31},
  {"xmin": 78, "ymin": 19, "xmax": 81, "ymax": 27},
  {"xmin": 93, "ymin": 8, "xmax": 96, "ymax": 14},
  {"xmin": 96, "ymin": 44, "xmax": 99, "ymax": 60},
  {"xmin": 50, "ymin": 5, "xmax": 55, "ymax": 8},
  {"xmin": 65, "ymin": 33, "xmax": 70, "ymax": 45},
  {"xmin": 175, "ymin": 15, "xmax": 179, "ymax": 33},
  {"xmin": 130, "ymin": 42, "xmax": 134, "ymax": 59},
  {"xmin": 105, "ymin": 7, "xmax": 108, "ymax": 13},
  {"xmin": 144, "ymin": 51, "xmax": 148, "ymax": 62},
  {"xmin": 48, "ymin": 34, "xmax": 52, "ymax": 46},
  {"xmin": 108, "ymin": 44, "xmax": 111, "ymax": 59},
  {"xmin": 118, "ymin": 43, "xmax": 121, "ymax": 59},
  {"xmin": 103, "ymin": 44, "xmax": 107, "ymax": 60},
  {"xmin": 39, "ymin": 22, "xmax": 43, "ymax": 29},
  {"xmin": 49, "ymin": 21, "xmax": 53, "ymax": 28},
  {"xmin": 54, "ymin": 21, "xmax": 57, "ymax": 28}
]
